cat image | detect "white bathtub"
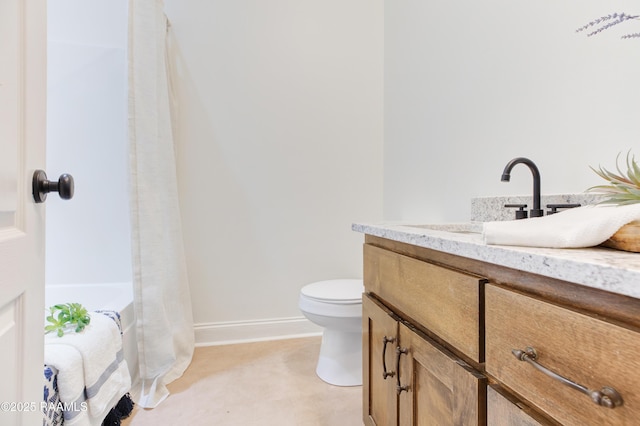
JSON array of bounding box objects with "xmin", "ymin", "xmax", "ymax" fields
[{"xmin": 45, "ymin": 282, "xmax": 138, "ymax": 383}]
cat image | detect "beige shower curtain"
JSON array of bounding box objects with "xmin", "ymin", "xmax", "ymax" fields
[{"xmin": 128, "ymin": 0, "xmax": 194, "ymax": 408}]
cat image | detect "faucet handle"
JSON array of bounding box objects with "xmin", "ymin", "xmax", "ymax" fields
[
  {"xmin": 546, "ymin": 203, "xmax": 581, "ymax": 215},
  {"xmin": 505, "ymin": 204, "xmax": 528, "ymax": 220}
]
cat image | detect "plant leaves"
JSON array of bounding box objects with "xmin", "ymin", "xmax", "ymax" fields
[
  {"xmin": 587, "ymin": 151, "xmax": 640, "ymax": 205},
  {"xmin": 44, "ymin": 302, "xmax": 91, "ymax": 337}
]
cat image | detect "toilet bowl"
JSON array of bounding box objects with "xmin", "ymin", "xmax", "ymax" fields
[{"xmin": 298, "ymin": 279, "xmax": 364, "ymax": 386}]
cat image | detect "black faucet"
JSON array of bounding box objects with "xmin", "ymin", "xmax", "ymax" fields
[{"xmin": 501, "ymin": 157, "xmax": 543, "ymax": 218}]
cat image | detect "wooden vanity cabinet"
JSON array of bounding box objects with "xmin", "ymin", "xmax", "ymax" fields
[
  {"xmin": 363, "ymin": 295, "xmax": 486, "ymax": 426},
  {"xmin": 361, "ymin": 234, "xmax": 640, "ymax": 425},
  {"xmin": 362, "ymin": 240, "xmax": 487, "ymax": 426}
]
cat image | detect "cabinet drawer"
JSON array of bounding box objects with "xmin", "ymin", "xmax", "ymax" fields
[
  {"xmin": 486, "ymin": 284, "xmax": 640, "ymax": 426},
  {"xmin": 487, "ymin": 386, "xmax": 548, "ymax": 426},
  {"xmin": 364, "ymin": 244, "xmax": 485, "ymax": 362}
]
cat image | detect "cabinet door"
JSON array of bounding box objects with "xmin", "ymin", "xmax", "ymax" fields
[
  {"xmin": 363, "ymin": 295, "xmax": 400, "ymax": 426},
  {"xmin": 397, "ymin": 323, "xmax": 486, "ymax": 426}
]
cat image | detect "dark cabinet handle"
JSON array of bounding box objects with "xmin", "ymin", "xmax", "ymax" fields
[
  {"xmin": 396, "ymin": 346, "xmax": 409, "ymax": 394},
  {"xmin": 32, "ymin": 170, "xmax": 74, "ymax": 203},
  {"xmin": 382, "ymin": 336, "xmax": 396, "ymax": 379},
  {"xmin": 512, "ymin": 347, "xmax": 623, "ymax": 409}
]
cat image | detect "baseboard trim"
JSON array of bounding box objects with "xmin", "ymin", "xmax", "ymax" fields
[{"xmin": 194, "ymin": 316, "xmax": 323, "ymax": 347}]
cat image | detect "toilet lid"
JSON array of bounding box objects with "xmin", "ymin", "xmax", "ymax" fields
[{"xmin": 300, "ymin": 279, "xmax": 363, "ymax": 303}]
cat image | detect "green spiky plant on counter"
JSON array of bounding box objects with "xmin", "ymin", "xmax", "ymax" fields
[
  {"xmin": 588, "ymin": 152, "xmax": 640, "ymax": 205},
  {"xmin": 45, "ymin": 303, "xmax": 91, "ymax": 337}
]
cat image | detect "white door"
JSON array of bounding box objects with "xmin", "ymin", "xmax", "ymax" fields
[{"xmin": 0, "ymin": 0, "xmax": 47, "ymax": 425}]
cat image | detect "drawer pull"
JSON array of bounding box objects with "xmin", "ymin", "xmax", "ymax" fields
[
  {"xmin": 512, "ymin": 347, "xmax": 624, "ymax": 409},
  {"xmin": 396, "ymin": 346, "xmax": 409, "ymax": 395},
  {"xmin": 382, "ymin": 336, "xmax": 396, "ymax": 379}
]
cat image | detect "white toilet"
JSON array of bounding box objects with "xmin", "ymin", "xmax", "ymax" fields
[{"xmin": 298, "ymin": 278, "xmax": 364, "ymax": 386}]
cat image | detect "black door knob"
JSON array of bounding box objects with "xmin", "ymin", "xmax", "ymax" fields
[{"xmin": 32, "ymin": 170, "xmax": 74, "ymax": 203}]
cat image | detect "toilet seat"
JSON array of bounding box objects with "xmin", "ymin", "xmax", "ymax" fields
[
  {"xmin": 299, "ymin": 279, "xmax": 363, "ymax": 317},
  {"xmin": 300, "ymin": 279, "xmax": 363, "ymax": 304}
]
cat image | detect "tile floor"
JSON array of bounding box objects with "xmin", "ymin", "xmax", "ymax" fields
[{"xmin": 121, "ymin": 336, "xmax": 362, "ymax": 425}]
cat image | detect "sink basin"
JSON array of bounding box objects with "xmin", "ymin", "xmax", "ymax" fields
[{"xmin": 407, "ymin": 222, "xmax": 483, "ymax": 234}]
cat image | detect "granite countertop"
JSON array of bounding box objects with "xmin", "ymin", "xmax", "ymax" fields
[{"xmin": 352, "ymin": 220, "xmax": 640, "ymax": 301}]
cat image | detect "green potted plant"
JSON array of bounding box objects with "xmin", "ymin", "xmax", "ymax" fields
[
  {"xmin": 588, "ymin": 151, "xmax": 640, "ymax": 205},
  {"xmin": 587, "ymin": 152, "xmax": 640, "ymax": 251}
]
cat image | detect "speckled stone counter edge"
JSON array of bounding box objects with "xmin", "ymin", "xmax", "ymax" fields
[{"xmin": 471, "ymin": 193, "xmax": 606, "ymax": 222}]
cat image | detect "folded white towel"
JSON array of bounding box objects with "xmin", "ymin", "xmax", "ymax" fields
[
  {"xmin": 483, "ymin": 203, "xmax": 640, "ymax": 248},
  {"xmin": 44, "ymin": 312, "xmax": 131, "ymax": 426},
  {"xmin": 43, "ymin": 344, "xmax": 85, "ymax": 411}
]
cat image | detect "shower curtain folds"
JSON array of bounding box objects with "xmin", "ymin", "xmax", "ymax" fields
[{"xmin": 128, "ymin": 0, "xmax": 194, "ymax": 408}]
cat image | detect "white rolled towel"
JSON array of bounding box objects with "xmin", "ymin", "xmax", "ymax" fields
[{"xmin": 44, "ymin": 312, "xmax": 131, "ymax": 426}]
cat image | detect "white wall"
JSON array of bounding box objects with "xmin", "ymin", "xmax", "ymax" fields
[
  {"xmin": 163, "ymin": 1, "xmax": 384, "ymax": 336},
  {"xmin": 46, "ymin": 0, "xmax": 131, "ymax": 285},
  {"xmin": 384, "ymin": 0, "xmax": 640, "ymax": 222},
  {"xmin": 51, "ymin": 0, "xmax": 634, "ymax": 343}
]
